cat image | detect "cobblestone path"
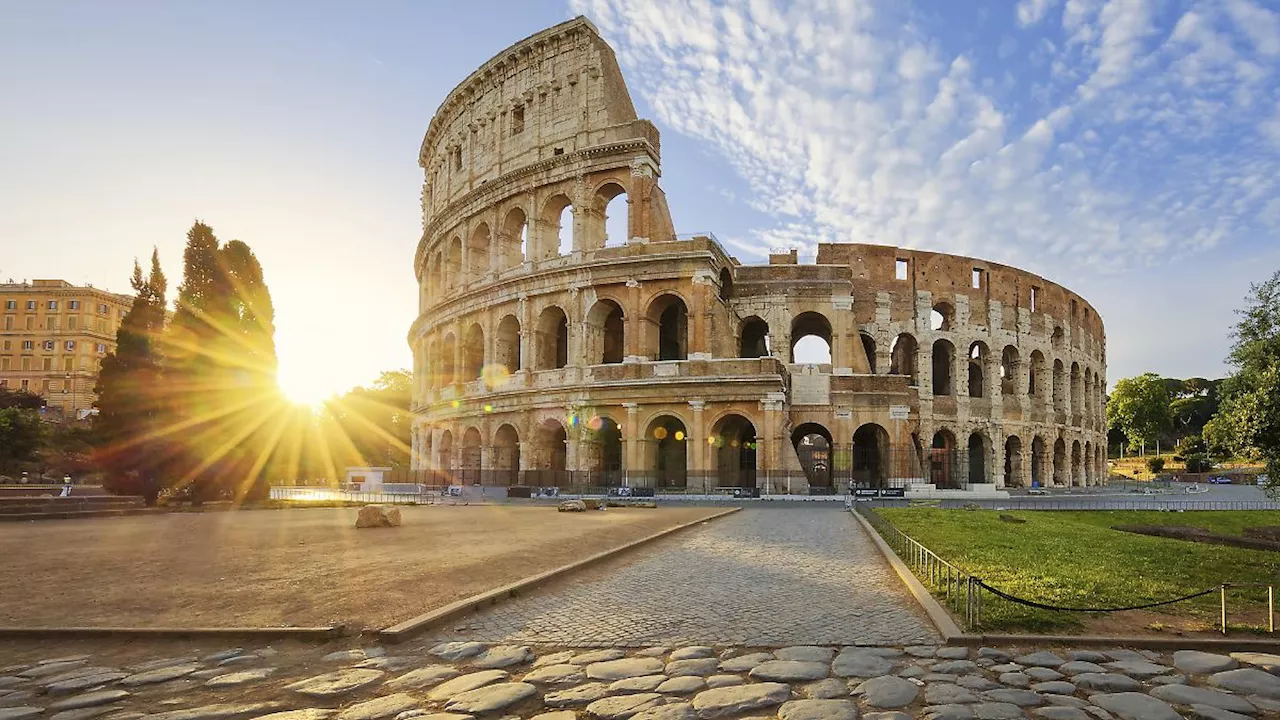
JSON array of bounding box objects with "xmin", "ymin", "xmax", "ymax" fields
[{"xmin": 428, "ymin": 507, "xmax": 940, "ymax": 647}]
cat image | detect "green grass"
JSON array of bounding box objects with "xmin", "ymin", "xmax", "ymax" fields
[{"xmin": 876, "ymin": 508, "xmax": 1280, "ymax": 633}]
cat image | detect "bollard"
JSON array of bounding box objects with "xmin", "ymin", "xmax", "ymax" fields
[{"xmin": 1221, "ymin": 584, "xmax": 1228, "ymax": 635}]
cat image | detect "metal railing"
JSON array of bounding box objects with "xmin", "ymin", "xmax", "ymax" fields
[{"xmin": 937, "ymin": 498, "xmax": 1280, "ymax": 511}]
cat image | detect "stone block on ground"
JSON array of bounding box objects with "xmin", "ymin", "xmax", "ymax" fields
[
  {"xmin": 558, "ymin": 500, "xmax": 587, "ymax": 513},
  {"xmin": 691, "ymin": 683, "xmax": 791, "ymax": 719},
  {"xmin": 356, "ymin": 505, "xmax": 401, "ymax": 528}
]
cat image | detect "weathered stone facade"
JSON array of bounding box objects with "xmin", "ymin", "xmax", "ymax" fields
[{"xmin": 408, "ymin": 17, "xmax": 1107, "ymax": 493}]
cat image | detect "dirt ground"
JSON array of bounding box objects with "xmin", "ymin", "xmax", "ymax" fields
[{"xmin": 0, "ymin": 505, "xmax": 722, "ymax": 630}]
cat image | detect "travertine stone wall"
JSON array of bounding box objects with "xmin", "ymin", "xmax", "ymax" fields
[{"xmin": 407, "ymin": 17, "xmax": 1107, "ymax": 493}]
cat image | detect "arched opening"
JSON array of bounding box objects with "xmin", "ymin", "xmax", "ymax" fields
[
  {"xmin": 1052, "ymin": 326, "xmax": 1065, "ymax": 350},
  {"xmin": 463, "ymin": 323, "xmax": 484, "ymax": 381},
  {"xmin": 468, "ymin": 223, "xmax": 491, "ymax": 279},
  {"xmin": 584, "ymin": 416, "xmax": 623, "ymax": 486},
  {"xmin": 423, "ymin": 340, "xmax": 435, "ymax": 389},
  {"xmin": 492, "ymin": 424, "xmax": 520, "ymax": 486},
  {"xmin": 501, "ymin": 207, "xmax": 528, "ymax": 269},
  {"xmin": 1070, "ymin": 362, "xmax": 1082, "ymax": 417},
  {"xmin": 718, "ymin": 268, "xmax": 734, "ymax": 302},
  {"xmin": 790, "ymin": 312, "xmax": 833, "ymax": 364},
  {"xmin": 968, "ymin": 342, "xmax": 988, "ymax": 398},
  {"xmin": 711, "ymin": 414, "xmax": 757, "ymax": 489},
  {"xmin": 440, "ymin": 333, "xmax": 457, "ymax": 386},
  {"xmin": 438, "ymin": 430, "xmax": 454, "ymax": 474},
  {"xmin": 1031, "ymin": 435, "xmax": 1047, "ymax": 486},
  {"xmin": 931, "ymin": 302, "xmax": 954, "ymax": 331},
  {"xmin": 494, "ymin": 315, "xmax": 521, "ymax": 376},
  {"xmin": 557, "ymin": 205, "xmax": 574, "ymax": 255},
  {"xmin": 932, "ymin": 339, "xmax": 955, "ymax": 395},
  {"xmin": 890, "ymin": 334, "xmax": 918, "ymax": 385},
  {"xmin": 598, "ymin": 183, "xmax": 628, "ymax": 249},
  {"xmin": 739, "ymin": 316, "xmax": 770, "ymax": 358},
  {"xmin": 1001, "ymin": 345, "xmax": 1019, "ymax": 395},
  {"xmin": 461, "ymin": 427, "xmax": 483, "ymax": 485},
  {"xmin": 1005, "ymin": 435, "xmax": 1024, "ymax": 487},
  {"xmin": 540, "ymin": 194, "xmax": 573, "ymax": 260},
  {"xmin": 446, "ymin": 237, "xmax": 462, "ymax": 286},
  {"xmin": 861, "ymin": 334, "xmax": 877, "ymax": 373},
  {"xmin": 851, "ymin": 423, "xmax": 890, "ymax": 488},
  {"xmin": 535, "ymin": 306, "xmax": 569, "ymax": 370},
  {"xmin": 585, "ymin": 300, "xmax": 625, "ymax": 365},
  {"xmin": 428, "ymin": 254, "xmax": 442, "ymax": 302},
  {"xmin": 421, "ymin": 431, "xmax": 433, "ymax": 472},
  {"xmin": 1084, "ymin": 368, "xmax": 1094, "ymax": 423},
  {"xmin": 1053, "ymin": 438, "xmax": 1067, "ymax": 486},
  {"xmin": 646, "ymin": 415, "xmax": 688, "ymax": 489},
  {"xmin": 1084, "ymin": 440, "xmax": 1093, "ymax": 485},
  {"xmin": 1071, "ymin": 439, "xmax": 1083, "ymax": 486},
  {"xmin": 646, "ymin": 294, "xmax": 688, "ymax": 361},
  {"xmin": 531, "ymin": 419, "xmax": 568, "ymax": 486},
  {"xmin": 1053, "ymin": 359, "xmax": 1066, "ymax": 413},
  {"xmin": 1029, "ymin": 350, "xmax": 1046, "ymax": 398},
  {"xmin": 792, "ymin": 423, "xmax": 833, "ymax": 488},
  {"xmin": 968, "ymin": 432, "xmax": 989, "ymax": 485},
  {"xmin": 930, "ymin": 430, "xmax": 958, "ymax": 488}
]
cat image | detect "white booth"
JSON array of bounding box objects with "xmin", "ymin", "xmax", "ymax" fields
[{"xmin": 344, "ymin": 467, "xmax": 392, "ymax": 492}]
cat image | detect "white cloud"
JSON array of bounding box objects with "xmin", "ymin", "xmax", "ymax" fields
[{"xmin": 1017, "ymin": 0, "xmax": 1061, "ymax": 27}]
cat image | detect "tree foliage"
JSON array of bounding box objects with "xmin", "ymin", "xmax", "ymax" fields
[
  {"xmin": 0, "ymin": 407, "xmax": 44, "ymax": 472},
  {"xmin": 1214, "ymin": 269, "xmax": 1280, "ymax": 493},
  {"xmin": 1106, "ymin": 373, "xmax": 1173, "ymax": 448},
  {"xmin": 0, "ymin": 388, "xmax": 46, "ymax": 411}
]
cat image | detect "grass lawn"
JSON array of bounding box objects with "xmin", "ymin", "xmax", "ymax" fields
[{"xmin": 877, "ymin": 508, "xmax": 1280, "ymax": 633}]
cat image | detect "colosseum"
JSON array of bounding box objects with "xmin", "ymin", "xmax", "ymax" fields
[{"xmin": 408, "ymin": 17, "xmax": 1108, "ymax": 496}]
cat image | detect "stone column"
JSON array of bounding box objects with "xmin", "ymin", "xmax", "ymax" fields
[
  {"xmin": 687, "ymin": 400, "xmax": 707, "ymax": 491},
  {"xmin": 624, "ymin": 279, "xmax": 644, "ymax": 361},
  {"xmin": 622, "ymin": 403, "xmax": 641, "ymax": 486},
  {"xmin": 761, "ymin": 394, "xmax": 784, "ymax": 493}
]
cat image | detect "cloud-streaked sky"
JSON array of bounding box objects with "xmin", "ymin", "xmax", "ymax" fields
[{"xmin": 3, "ymin": 0, "xmax": 1278, "ymax": 401}]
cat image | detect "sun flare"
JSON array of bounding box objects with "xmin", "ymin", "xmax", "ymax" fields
[{"xmin": 278, "ymin": 373, "xmax": 339, "ymax": 408}]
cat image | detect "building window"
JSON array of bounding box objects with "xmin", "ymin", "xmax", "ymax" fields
[
  {"xmin": 69, "ymin": 300, "xmax": 80, "ymax": 310},
  {"xmin": 22, "ymin": 340, "xmax": 33, "ymax": 350},
  {"xmin": 1030, "ymin": 286, "xmax": 1039, "ymax": 312},
  {"xmin": 512, "ymin": 106, "xmax": 525, "ymax": 135},
  {"xmin": 20, "ymin": 379, "xmax": 28, "ymax": 390},
  {"xmin": 98, "ymin": 303, "xmax": 108, "ymax": 314},
  {"xmin": 95, "ymin": 343, "xmax": 106, "ymax": 353},
  {"xmin": 0, "ymin": 378, "xmax": 6, "ymax": 387},
  {"xmin": 1, "ymin": 340, "xmax": 8, "ymax": 350},
  {"xmin": 68, "ymin": 316, "xmax": 77, "ymax": 330},
  {"xmin": 21, "ymin": 357, "xmax": 31, "ymax": 371},
  {"xmin": 4, "ymin": 300, "xmax": 13, "ymax": 310},
  {"xmin": 0, "ymin": 358, "xmax": 8, "ymax": 371},
  {"xmin": 43, "ymin": 340, "xmax": 54, "ymax": 351},
  {"xmin": 3, "ymin": 317, "xmax": 10, "ymax": 330},
  {"xmin": 46, "ymin": 317, "xmax": 57, "ymax": 330},
  {"xmin": 26, "ymin": 300, "xmax": 35, "ymax": 310},
  {"xmin": 47, "ymin": 300, "xmax": 57, "ymax": 310},
  {"xmin": 972, "ymin": 268, "xmax": 983, "ymax": 289},
  {"xmin": 42, "ymin": 357, "xmax": 53, "ymax": 371},
  {"xmin": 64, "ymin": 341, "xmax": 75, "ymax": 351},
  {"xmin": 895, "ymin": 259, "xmax": 908, "ymax": 280},
  {"xmin": 63, "ymin": 356, "xmax": 73, "ymax": 371},
  {"xmin": 452, "ymin": 146, "xmax": 463, "ymax": 171},
  {"xmin": 25, "ymin": 317, "xmax": 33, "ymax": 330}
]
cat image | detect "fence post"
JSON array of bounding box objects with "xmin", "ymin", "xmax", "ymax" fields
[
  {"xmin": 1270, "ymin": 586, "xmax": 1275, "ymax": 634},
  {"xmin": 1221, "ymin": 584, "xmax": 1228, "ymax": 635}
]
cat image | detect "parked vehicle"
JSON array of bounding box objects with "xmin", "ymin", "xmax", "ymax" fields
[{"xmin": 1207, "ymin": 476, "xmax": 1232, "ymax": 484}]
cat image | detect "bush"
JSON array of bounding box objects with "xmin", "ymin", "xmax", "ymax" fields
[
  {"xmin": 1147, "ymin": 457, "xmax": 1166, "ymax": 474},
  {"xmin": 1185, "ymin": 453, "xmax": 1212, "ymax": 473}
]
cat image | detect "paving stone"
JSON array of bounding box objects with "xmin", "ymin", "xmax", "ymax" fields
[
  {"xmin": 1032, "ymin": 708, "xmax": 1092, "ymax": 720},
  {"xmin": 425, "ymin": 671, "xmax": 510, "ymax": 702},
  {"xmin": 832, "ymin": 650, "xmax": 894, "ymax": 678},
  {"xmin": 1173, "ymin": 651, "xmax": 1238, "ymax": 675},
  {"xmin": 705, "ymin": 676, "xmax": 743, "ymax": 689},
  {"xmin": 444, "ymin": 682, "xmax": 538, "ymax": 714},
  {"xmin": 428, "ymin": 643, "xmax": 487, "ymax": 662},
  {"xmin": 982, "ymin": 688, "xmax": 1043, "ymax": 706},
  {"xmin": 775, "ymin": 647, "xmax": 837, "ymax": 663},
  {"xmin": 205, "ymin": 669, "xmax": 275, "ymax": 688},
  {"xmin": 1042, "ymin": 695, "xmax": 1088, "ymax": 709},
  {"xmin": 1032, "ymin": 681, "xmax": 1077, "ymax": 695},
  {"xmin": 1248, "ymin": 695, "xmax": 1280, "ymax": 712},
  {"xmin": 690, "ymin": 683, "xmax": 790, "ymax": 719},
  {"xmin": 718, "ymin": 654, "xmax": 774, "ymax": 673},
  {"xmin": 1065, "ymin": 652, "xmax": 1109, "ymax": 664},
  {"xmin": 322, "ymin": 650, "xmax": 369, "ymax": 663},
  {"xmin": 920, "ymin": 704, "xmax": 974, "ymax": 719},
  {"xmin": 289, "ymin": 669, "xmax": 386, "ymax": 699},
  {"xmin": 385, "ymin": 666, "xmax": 461, "ymax": 691},
  {"xmin": 0, "ymin": 691, "xmax": 35, "ymax": 707},
  {"xmin": 669, "ymin": 648, "xmax": 716, "ymax": 661},
  {"xmin": 925, "ymin": 684, "xmax": 979, "ymax": 704},
  {"xmin": 957, "ymin": 676, "xmax": 1001, "ymax": 691},
  {"xmin": 39, "ymin": 656, "xmax": 92, "ymax": 666},
  {"xmin": 656, "ymin": 677, "xmax": 705, "ymax": 694},
  {"xmin": 862, "ymin": 713, "xmax": 911, "ymax": 720},
  {"xmin": 610, "ymin": 676, "xmax": 669, "ymax": 693},
  {"xmin": 923, "ymin": 674, "xmax": 959, "ymax": 683},
  {"xmin": 802, "ymin": 679, "xmax": 849, "ymax": 699},
  {"xmin": 588, "ymin": 659, "xmax": 666, "ymax": 681},
  {"xmin": 587, "ymin": 693, "xmax": 666, "ymax": 720},
  {"xmin": 1149, "ymin": 675, "xmax": 1186, "ymax": 686},
  {"xmin": 218, "ymin": 656, "xmax": 260, "ymax": 667},
  {"xmin": 1211, "ymin": 668, "xmax": 1280, "ymax": 698},
  {"xmin": 1188, "ymin": 705, "xmax": 1253, "ymax": 720},
  {"xmin": 0, "ymin": 680, "xmax": 20, "ymax": 692},
  {"xmin": 46, "ymin": 673, "xmax": 128, "ymax": 695},
  {"xmin": 49, "ymin": 707, "xmax": 123, "ymax": 720},
  {"xmin": 930, "ymin": 661, "xmax": 979, "ymax": 675},
  {"xmin": 0, "ymin": 708, "xmax": 43, "ymax": 720},
  {"xmin": 748, "ymin": 661, "xmax": 829, "ymax": 682},
  {"xmin": 628, "ymin": 703, "xmax": 694, "ymax": 720},
  {"xmin": 1071, "ymin": 674, "xmax": 1143, "ymax": 692},
  {"xmin": 978, "ymin": 649, "xmax": 1011, "ymax": 662},
  {"xmin": 138, "ymin": 703, "xmax": 285, "ymax": 720},
  {"xmin": 574, "ymin": 651, "xmax": 628, "ymax": 665},
  {"xmin": 337, "ymin": 694, "xmax": 420, "ymax": 720},
  {"xmin": 355, "ymin": 657, "xmax": 419, "ymax": 672},
  {"xmin": 44, "ymin": 667, "xmax": 122, "ymax": 685},
  {"xmin": 1087, "ymin": 692, "xmax": 1181, "ymax": 720},
  {"xmin": 936, "ymin": 648, "xmax": 970, "ymax": 660},
  {"xmin": 1103, "ymin": 650, "xmax": 1148, "ymax": 662},
  {"xmin": 906, "ymin": 647, "xmax": 939, "ymax": 658},
  {"xmin": 252, "ymin": 711, "xmax": 338, "ymax": 720},
  {"xmin": 1231, "ymin": 653, "xmax": 1280, "ymax": 674},
  {"xmin": 776, "ymin": 699, "xmax": 858, "ymax": 720},
  {"xmin": 1102, "ymin": 660, "xmax": 1171, "ymax": 678},
  {"xmin": 47, "ymin": 691, "xmax": 131, "ymax": 712},
  {"xmin": 989, "ymin": 664, "xmax": 1022, "ymax": 674},
  {"xmin": 665, "ymin": 660, "xmax": 720, "ymax": 678},
  {"xmin": 129, "ymin": 658, "xmax": 198, "ymax": 673},
  {"xmin": 972, "ymin": 702, "xmax": 1023, "ymax": 720},
  {"xmin": 545, "ymin": 682, "xmax": 611, "ymax": 707},
  {"xmin": 998, "ymin": 673, "xmax": 1029, "ymax": 689},
  {"xmin": 201, "ymin": 650, "xmax": 244, "ymax": 664},
  {"xmin": 19, "ymin": 661, "xmax": 86, "ymax": 679},
  {"xmin": 635, "ymin": 649, "xmax": 671, "ymax": 659},
  {"xmin": 534, "ymin": 652, "xmax": 578, "ymax": 668},
  {"xmin": 1059, "ymin": 662, "xmax": 1107, "ymax": 676},
  {"xmin": 121, "ymin": 665, "xmax": 200, "ymax": 687},
  {"xmin": 1025, "ymin": 667, "xmax": 1065, "ymax": 682},
  {"xmin": 1016, "ymin": 653, "xmax": 1066, "ymax": 668},
  {"xmin": 530, "ymin": 712, "xmax": 578, "ymax": 720},
  {"xmin": 523, "ymin": 665, "xmax": 585, "ymax": 685},
  {"xmin": 1149, "ymin": 683, "xmax": 1257, "ymax": 713},
  {"xmin": 469, "ymin": 646, "xmax": 532, "ymax": 669},
  {"xmin": 896, "ymin": 667, "xmax": 925, "ymax": 679}
]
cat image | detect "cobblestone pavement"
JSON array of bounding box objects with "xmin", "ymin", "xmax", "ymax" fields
[{"xmin": 427, "ymin": 507, "xmax": 940, "ymax": 647}]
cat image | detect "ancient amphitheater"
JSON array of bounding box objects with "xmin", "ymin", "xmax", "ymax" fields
[{"xmin": 408, "ymin": 17, "xmax": 1107, "ymax": 496}]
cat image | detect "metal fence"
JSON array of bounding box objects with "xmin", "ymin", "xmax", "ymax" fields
[{"xmin": 864, "ymin": 498, "xmax": 1280, "ymax": 511}]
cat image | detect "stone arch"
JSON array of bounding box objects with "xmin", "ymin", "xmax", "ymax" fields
[
  {"xmin": 791, "ymin": 422, "xmax": 833, "ymax": 488},
  {"xmin": 585, "ymin": 299, "xmax": 626, "ymax": 365},
  {"xmin": 851, "ymin": 423, "xmax": 891, "ymax": 488},
  {"xmin": 968, "ymin": 341, "xmax": 989, "ymax": 398},
  {"xmin": 438, "ymin": 429, "xmax": 454, "ymax": 473},
  {"xmin": 646, "ymin": 293, "xmax": 688, "ymax": 361},
  {"xmin": 1053, "ymin": 359, "xmax": 1067, "ymax": 413},
  {"xmin": 492, "ymin": 423, "xmax": 520, "ymax": 486},
  {"xmin": 535, "ymin": 306, "xmax": 569, "ymax": 370},
  {"xmin": 646, "ymin": 414, "xmax": 688, "ymax": 489},
  {"xmin": 460, "ymin": 427, "xmax": 483, "ymax": 484},
  {"xmin": 440, "ymin": 332, "xmax": 457, "ymax": 386},
  {"xmin": 711, "ymin": 413, "xmax": 757, "ymax": 489},
  {"xmin": 930, "ymin": 429, "xmax": 958, "ymax": 489},
  {"xmin": 932, "ymin": 339, "xmax": 955, "ymax": 395},
  {"xmin": 494, "ymin": 314, "xmax": 521, "ymax": 376},
  {"xmin": 530, "ymin": 418, "xmax": 569, "ymax": 485},
  {"xmin": 539, "ymin": 194, "xmax": 574, "ymax": 259},
  {"xmin": 1029, "ymin": 350, "xmax": 1046, "ymax": 398},
  {"xmin": 739, "ymin": 316, "xmax": 770, "ymax": 358},
  {"xmin": 1084, "ymin": 440, "xmax": 1093, "ymax": 485},
  {"xmin": 500, "ymin": 207, "xmax": 528, "ymax": 269},
  {"xmin": 1053, "ymin": 437, "xmax": 1067, "ymax": 486},
  {"xmin": 1071, "ymin": 439, "xmax": 1083, "ymax": 486},
  {"xmin": 421, "ymin": 429, "xmax": 433, "ymax": 472},
  {"xmin": 583, "ymin": 414, "xmax": 623, "ymax": 485},
  {"xmin": 861, "ymin": 334, "xmax": 877, "ymax": 374},
  {"xmin": 1070, "ymin": 362, "xmax": 1082, "ymax": 418},
  {"xmin": 446, "ymin": 236, "xmax": 462, "ymax": 287},
  {"xmin": 790, "ymin": 312, "xmax": 833, "ymax": 364},
  {"xmin": 1001, "ymin": 345, "xmax": 1020, "ymax": 395},
  {"xmin": 718, "ymin": 268, "xmax": 734, "ymax": 302},
  {"xmin": 463, "ymin": 323, "xmax": 485, "ymax": 381},
  {"xmin": 467, "ymin": 222, "xmax": 491, "ymax": 279},
  {"xmin": 1005, "ymin": 435, "xmax": 1024, "ymax": 487},
  {"xmin": 890, "ymin": 333, "xmax": 919, "ymax": 385},
  {"xmin": 1052, "ymin": 325, "xmax": 1065, "ymax": 350},
  {"xmin": 1031, "ymin": 435, "xmax": 1047, "ymax": 486},
  {"xmin": 968, "ymin": 431, "xmax": 991, "ymax": 484},
  {"xmin": 591, "ymin": 181, "xmax": 628, "ymax": 249},
  {"xmin": 931, "ymin": 301, "xmax": 955, "ymax": 331},
  {"xmin": 429, "ymin": 253, "xmax": 442, "ymax": 303}
]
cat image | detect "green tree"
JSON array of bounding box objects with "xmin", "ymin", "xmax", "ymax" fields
[
  {"xmin": 94, "ymin": 251, "xmax": 169, "ymax": 504},
  {"xmin": 1215, "ymin": 269, "xmax": 1280, "ymax": 494},
  {"xmin": 0, "ymin": 388, "xmax": 46, "ymax": 411},
  {"xmin": 1146, "ymin": 456, "xmax": 1166, "ymax": 474},
  {"xmin": 1106, "ymin": 373, "xmax": 1172, "ymax": 449},
  {"xmin": 0, "ymin": 407, "xmax": 45, "ymax": 473},
  {"xmin": 321, "ymin": 370, "xmax": 412, "ymax": 471}
]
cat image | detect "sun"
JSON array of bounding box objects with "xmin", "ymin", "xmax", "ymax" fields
[{"xmin": 278, "ymin": 373, "xmax": 339, "ymax": 409}]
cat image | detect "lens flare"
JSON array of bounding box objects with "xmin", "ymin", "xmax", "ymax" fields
[
  {"xmin": 481, "ymin": 364, "xmax": 511, "ymax": 389},
  {"xmin": 674, "ymin": 430, "xmax": 685, "ymax": 441},
  {"xmin": 653, "ymin": 426, "xmax": 668, "ymax": 440},
  {"xmin": 587, "ymin": 415, "xmax": 604, "ymax": 431}
]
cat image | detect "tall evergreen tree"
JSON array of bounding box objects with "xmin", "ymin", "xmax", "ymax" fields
[{"xmin": 94, "ymin": 250, "xmax": 169, "ymax": 504}]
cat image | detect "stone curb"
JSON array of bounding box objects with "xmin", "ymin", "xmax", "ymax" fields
[
  {"xmin": 0, "ymin": 626, "xmax": 345, "ymax": 640},
  {"xmin": 850, "ymin": 507, "xmax": 963, "ymax": 640},
  {"xmin": 377, "ymin": 506, "xmax": 743, "ymax": 643}
]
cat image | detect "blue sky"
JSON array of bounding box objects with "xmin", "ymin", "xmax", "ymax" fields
[{"xmin": 2, "ymin": 1, "xmax": 1278, "ymax": 401}]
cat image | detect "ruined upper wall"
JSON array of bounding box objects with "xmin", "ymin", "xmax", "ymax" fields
[{"xmin": 419, "ymin": 17, "xmax": 648, "ymax": 227}]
